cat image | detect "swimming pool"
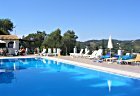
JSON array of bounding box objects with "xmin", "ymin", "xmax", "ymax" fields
[{"xmin": 0, "ymin": 58, "xmax": 140, "ymax": 96}]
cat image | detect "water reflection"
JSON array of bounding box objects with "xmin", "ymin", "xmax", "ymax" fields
[
  {"xmin": 0, "ymin": 59, "xmax": 28, "ymax": 84},
  {"xmin": 107, "ymin": 80, "xmax": 112, "ymax": 92},
  {"xmin": 0, "ymin": 58, "xmax": 76, "ymax": 84},
  {"xmin": 39, "ymin": 59, "xmax": 136, "ymax": 94},
  {"xmin": 0, "ymin": 70, "xmax": 14, "ymax": 84}
]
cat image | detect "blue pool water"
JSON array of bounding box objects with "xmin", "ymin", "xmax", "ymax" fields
[{"xmin": 0, "ymin": 58, "xmax": 140, "ymax": 96}]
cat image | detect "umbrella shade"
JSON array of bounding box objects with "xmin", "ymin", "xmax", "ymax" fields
[
  {"xmin": 74, "ymin": 46, "xmax": 77, "ymax": 53},
  {"xmin": 85, "ymin": 46, "xmax": 88, "ymax": 53},
  {"xmin": 0, "ymin": 40, "xmax": 6, "ymax": 43},
  {"xmin": 13, "ymin": 41, "xmax": 16, "ymax": 48},
  {"xmin": 107, "ymin": 35, "xmax": 113, "ymax": 60},
  {"xmin": 107, "ymin": 35, "xmax": 113, "ymax": 49}
]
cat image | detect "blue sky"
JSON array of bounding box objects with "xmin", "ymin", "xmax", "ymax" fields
[{"xmin": 0, "ymin": 0, "xmax": 140, "ymax": 41}]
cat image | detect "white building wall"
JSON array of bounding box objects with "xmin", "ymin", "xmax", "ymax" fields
[{"xmin": 2, "ymin": 40, "xmax": 19, "ymax": 55}]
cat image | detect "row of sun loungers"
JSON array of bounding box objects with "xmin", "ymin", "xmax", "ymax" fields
[
  {"xmin": 117, "ymin": 54, "xmax": 140, "ymax": 64},
  {"xmin": 36, "ymin": 48, "xmax": 61, "ymax": 56},
  {"xmin": 70, "ymin": 49, "xmax": 103, "ymax": 59},
  {"xmin": 70, "ymin": 48, "xmax": 140, "ymax": 65}
]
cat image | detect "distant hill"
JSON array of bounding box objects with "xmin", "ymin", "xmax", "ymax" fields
[{"xmin": 77, "ymin": 39, "xmax": 140, "ymax": 54}]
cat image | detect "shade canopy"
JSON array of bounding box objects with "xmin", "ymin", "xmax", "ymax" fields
[
  {"xmin": 73, "ymin": 46, "xmax": 77, "ymax": 53},
  {"xmin": 13, "ymin": 41, "xmax": 16, "ymax": 48},
  {"xmin": 85, "ymin": 46, "xmax": 88, "ymax": 53},
  {"xmin": 107, "ymin": 35, "xmax": 113, "ymax": 49},
  {"xmin": 0, "ymin": 40, "xmax": 6, "ymax": 43}
]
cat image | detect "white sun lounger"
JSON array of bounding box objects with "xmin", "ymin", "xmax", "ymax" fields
[
  {"xmin": 70, "ymin": 49, "xmax": 84, "ymax": 57},
  {"xmin": 47, "ymin": 48, "xmax": 53, "ymax": 56},
  {"xmin": 84, "ymin": 50, "xmax": 98, "ymax": 59},
  {"xmin": 40, "ymin": 48, "xmax": 46, "ymax": 56},
  {"xmin": 53, "ymin": 48, "xmax": 57, "ymax": 56},
  {"xmin": 81, "ymin": 50, "xmax": 90, "ymax": 58}
]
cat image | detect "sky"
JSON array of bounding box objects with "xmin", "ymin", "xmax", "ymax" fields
[{"xmin": 0, "ymin": 0, "xmax": 140, "ymax": 41}]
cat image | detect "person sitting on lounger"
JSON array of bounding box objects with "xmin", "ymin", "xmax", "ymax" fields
[
  {"xmin": 34, "ymin": 48, "xmax": 38, "ymax": 54},
  {"xmin": 0, "ymin": 48, "xmax": 4, "ymax": 56},
  {"xmin": 34, "ymin": 48, "xmax": 40, "ymax": 55},
  {"xmin": 19, "ymin": 47, "xmax": 25, "ymax": 55}
]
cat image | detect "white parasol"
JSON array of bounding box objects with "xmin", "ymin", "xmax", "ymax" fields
[
  {"xmin": 107, "ymin": 35, "xmax": 113, "ymax": 63},
  {"xmin": 0, "ymin": 40, "xmax": 6, "ymax": 43},
  {"xmin": 13, "ymin": 41, "xmax": 16, "ymax": 48}
]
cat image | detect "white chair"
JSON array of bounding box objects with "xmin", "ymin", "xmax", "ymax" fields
[
  {"xmin": 95, "ymin": 49, "xmax": 103, "ymax": 58},
  {"xmin": 47, "ymin": 48, "xmax": 52, "ymax": 56},
  {"xmin": 70, "ymin": 46, "xmax": 77, "ymax": 56},
  {"xmin": 126, "ymin": 53, "xmax": 130, "ymax": 56},
  {"xmin": 53, "ymin": 48, "xmax": 57, "ymax": 56},
  {"xmin": 86, "ymin": 50, "xmax": 98, "ymax": 59},
  {"xmin": 57, "ymin": 48, "xmax": 61, "ymax": 56},
  {"xmin": 81, "ymin": 50, "xmax": 90, "ymax": 58},
  {"xmin": 73, "ymin": 49, "xmax": 84, "ymax": 57},
  {"xmin": 85, "ymin": 46, "xmax": 88, "ymax": 54},
  {"xmin": 24, "ymin": 48, "xmax": 28, "ymax": 55},
  {"xmin": 40, "ymin": 48, "xmax": 46, "ymax": 56}
]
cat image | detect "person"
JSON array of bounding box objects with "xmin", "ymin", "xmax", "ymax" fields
[
  {"xmin": 34, "ymin": 48, "xmax": 40, "ymax": 55},
  {"xmin": 19, "ymin": 47, "xmax": 25, "ymax": 55},
  {"xmin": 3, "ymin": 47, "xmax": 8, "ymax": 56},
  {"xmin": 0, "ymin": 48, "xmax": 4, "ymax": 55},
  {"xmin": 5, "ymin": 47, "xmax": 8, "ymax": 53},
  {"xmin": 34, "ymin": 48, "xmax": 37, "ymax": 54}
]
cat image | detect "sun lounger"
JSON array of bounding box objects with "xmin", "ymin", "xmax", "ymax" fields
[
  {"xmin": 70, "ymin": 46, "xmax": 77, "ymax": 56},
  {"xmin": 82, "ymin": 50, "xmax": 96, "ymax": 58},
  {"xmin": 90, "ymin": 49, "xmax": 103, "ymax": 59},
  {"xmin": 88, "ymin": 50, "xmax": 98, "ymax": 59},
  {"xmin": 80, "ymin": 50, "xmax": 90, "ymax": 58},
  {"xmin": 117, "ymin": 54, "xmax": 139, "ymax": 64},
  {"xmin": 123, "ymin": 54, "xmax": 140, "ymax": 64},
  {"xmin": 95, "ymin": 49, "xmax": 103, "ymax": 58},
  {"xmin": 40, "ymin": 48, "xmax": 46, "ymax": 56},
  {"xmin": 70, "ymin": 49, "xmax": 84, "ymax": 57},
  {"xmin": 53, "ymin": 48, "xmax": 57, "ymax": 56},
  {"xmin": 57, "ymin": 48, "xmax": 61, "ymax": 56},
  {"xmin": 105, "ymin": 57, "xmax": 118, "ymax": 62},
  {"xmin": 101, "ymin": 53, "xmax": 110, "ymax": 59},
  {"xmin": 47, "ymin": 48, "xmax": 53, "ymax": 56},
  {"xmin": 73, "ymin": 49, "xmax": 84, "ymax": 57}
]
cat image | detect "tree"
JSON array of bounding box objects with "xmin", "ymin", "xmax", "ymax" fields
[
  {"xmin": 23, "ymin": 31, "xmax": 47, "ymax": 49},
  {"xmin": 0, "ymin": 19, "xmax": 14, "ymax": 35},
  {"xmin": 42, "ymin": 29, "xmax": 62, "ymax": 48},
  {"xmin": 62, "ymin": 30, "xmax": 78, "ymax": 55}
]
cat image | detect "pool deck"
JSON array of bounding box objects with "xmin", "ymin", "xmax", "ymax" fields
[{"xmin": 0, "ymin": 55, "xmax": 140, "ymax": 79}]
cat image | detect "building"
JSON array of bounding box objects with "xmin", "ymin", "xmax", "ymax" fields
[{"xmin": 0, "ymin": 35, "xmax": 19, "ymax": 55}]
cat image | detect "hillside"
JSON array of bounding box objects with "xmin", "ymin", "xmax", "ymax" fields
[{"xmin": 77, "ymin": 39, "xmax": 140, "ymax": 54}]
